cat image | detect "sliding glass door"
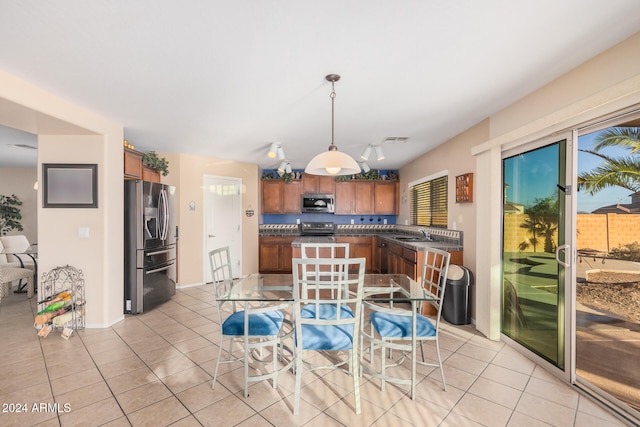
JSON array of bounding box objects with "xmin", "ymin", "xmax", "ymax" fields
[
  {"xmin": 502, "ymin": 138, "xmax": 568, "ymax": 369},
  {"xmin": 576, "ymin": 116, "xmax": 640, "ymax": 418}
]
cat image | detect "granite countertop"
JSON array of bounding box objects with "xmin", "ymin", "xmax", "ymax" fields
[
  {"xmin": 374, "ymin": 234, "xmax": 463, "ymax": 252},
  {"xmin": 291, "ymin": 233, "xmax": 462, "ymax": 252},
  {"xmin": 263, "ymin": 224, "xmax": 463, "ymax": 252}
]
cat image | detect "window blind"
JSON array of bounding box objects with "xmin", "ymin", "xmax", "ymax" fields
[{"xmin": 410, "ymin": 175, "xmax": 447, "ymax": 227}]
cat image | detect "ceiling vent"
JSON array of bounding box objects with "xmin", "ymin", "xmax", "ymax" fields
[{"xmin": 381, "ymin": 137, "xmax": 408, "ymax": 145}]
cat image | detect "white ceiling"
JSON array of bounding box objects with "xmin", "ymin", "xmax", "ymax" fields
[{"xmin": 1, "ymin": 1, "xmax": 639, "ymax": 169}]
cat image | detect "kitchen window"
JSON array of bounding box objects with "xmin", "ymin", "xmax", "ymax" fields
[{"xmin": 409, "ymin": 172, "xmax": 447, "ymax": 227}]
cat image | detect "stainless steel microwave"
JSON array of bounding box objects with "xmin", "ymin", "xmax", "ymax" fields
[{"xmin": 301, "ymin": 194, "xmax": 334, "ymax": 213}]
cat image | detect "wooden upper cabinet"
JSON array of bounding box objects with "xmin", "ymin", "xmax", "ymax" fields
[
  {"xmin": 374, "ymin": 181, "xmax": 399, "ymax": 214},
  {"xmin": 302, "ymin": 173, "xmax": 335, "ymax": 194},
  {"xmin": 336, "ymin": 181, "xmax": 372, "ymax": 214},
  {"xmin": 142, "ymin": 167, "xmax": 161, "ymax": 183},
  {"xmin": 282, "ymin": 181, "xmax": 301, "ymax": 213},
  {"xmin": 334, "ymin": 181, "xmax": 356, "ymax": 214},
  {"xmin": 261, "ymin": 180, "xmax": 301, "ymax": 214},
  {"xmin": 335, "ymin": 181, "xmax": 390, "ymax": 214},
  {"xmin": 124, "ymin": 148, "xmax": 143, "ymax": 179},
  {"xmin": 355, "ymin": 182, "xmax": 374, "ymax": 213},
  {"xmin": 124, "ymin": 148, "xmax": 161, "ymax": 182}
]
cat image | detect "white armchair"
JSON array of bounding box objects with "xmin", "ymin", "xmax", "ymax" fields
[
  {"xmin": 0, "ymin": 235, "xmax": 35, "ymax": 269},
  {"xmin": 0, "ymin": 235, "xmax": 36, "ymax": 292}
]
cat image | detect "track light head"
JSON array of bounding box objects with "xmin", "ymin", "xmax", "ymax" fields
[
  {"xmin": 268, "ymin": 142, "xmax": 279, "ymax": 158},
  {"xmin": 361, "ymin": 145, "xmax": 372, "ymax": 160}
]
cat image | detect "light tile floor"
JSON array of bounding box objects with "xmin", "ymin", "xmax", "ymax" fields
[{"xmin": 0, "ymin": 284, "xmax": 630, "ymax": 427}]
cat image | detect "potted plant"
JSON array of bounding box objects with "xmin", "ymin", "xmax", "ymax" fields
[
  {"xmin": 142, "ymin": 151, "xmax": 170, "ymax": 176},
  {"xmin": 0, "ymin": 194, "xmax": 23, "ymax": 235}
]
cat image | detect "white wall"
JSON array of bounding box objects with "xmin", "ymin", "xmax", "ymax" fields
[{"xmin": 0, "ymin": 69, "xmax": 124, "ymax": 327}]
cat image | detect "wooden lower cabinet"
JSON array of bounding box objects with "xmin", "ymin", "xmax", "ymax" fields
[
  {"xmin": 259, "ymin": 236, "xmax": 295, "ymax": 273},
  {"xmin": 335, "ymin": 236, "xmax": 374, "ymax": 273},
  {"xmin": 385, "ymin": 241, "xmax": 463, "ymax": 315}
]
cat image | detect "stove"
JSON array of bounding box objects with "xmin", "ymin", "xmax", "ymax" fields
[{"xmin": 299, "ymin": 222, "xmax": 336, "ymax": 236}]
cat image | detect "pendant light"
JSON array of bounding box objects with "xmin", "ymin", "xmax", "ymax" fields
[{"xmin": 305, "ymin": 74, "xmax": 360, "ymax": 176}]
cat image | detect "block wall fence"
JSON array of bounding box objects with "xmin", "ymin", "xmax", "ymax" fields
[{"xmin": 503, "ymin": 213, "xmax": 640, "ymax": 253}]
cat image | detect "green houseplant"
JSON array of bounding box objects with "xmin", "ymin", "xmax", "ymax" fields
[
  {"xmin": 0, "ymin": 194, "xmax": 23, "ymax": 235},
  {"xmin": 142, "ymin": 151, "xmax": 170, "ymax": 176}
]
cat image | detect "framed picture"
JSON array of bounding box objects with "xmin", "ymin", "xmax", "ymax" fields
[{"xmin": 42, "ymin": 164, "xmax": 98, "ymax": 208}]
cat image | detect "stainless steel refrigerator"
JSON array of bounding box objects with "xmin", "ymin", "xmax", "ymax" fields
[{"xmin": 124, "ymin": 180, "xmax": 177, "ymax": 314}]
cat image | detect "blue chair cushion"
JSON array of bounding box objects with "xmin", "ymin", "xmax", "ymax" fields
[
  {"xmin": 299, "ymin": 324, "xmax": 354, "ymax": 350},
  {"xmin": 222, "ymin": 310, "xmax": 284, "ymax": 336},
  {"xmin": 370, "ymin": 312, "xmax": 436, "ymax": 338},
  {"xmin": 300, "ymin": 303, "xmax": 353, "ymax": 319}
]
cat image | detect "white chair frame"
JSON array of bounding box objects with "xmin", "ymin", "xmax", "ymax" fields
[
  {"xmin": 361, "ymin": 247, "xmax": 451, "ymax": 399},
  {"xmin": 291, "ymin": 257, "xmax": 365, "ymax": 415},
  {"xmin": 299, "ymin": 242, "xmax": 350, "ymax": 299},
  {"xmin": 209, "ymin": 247, "xmax": 293, "ymax": 398}
]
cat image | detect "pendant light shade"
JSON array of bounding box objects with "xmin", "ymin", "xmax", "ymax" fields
[
  {"xmin": 305, "ymin": 74, "xmax": 360, "ymax": 176},
  {"xmin": 306, "ymin": 147, "xmax": 360, "ymax": 176}
]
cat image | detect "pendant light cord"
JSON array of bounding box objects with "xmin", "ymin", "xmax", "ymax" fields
[{"xmin": 329, "ymin": 80, "xmax": 337, "ymax": 151}]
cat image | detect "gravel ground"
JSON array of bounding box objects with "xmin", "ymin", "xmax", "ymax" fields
[{"xmin": 577, "ymin": 271, "xmax": 640, "ymax": 323}]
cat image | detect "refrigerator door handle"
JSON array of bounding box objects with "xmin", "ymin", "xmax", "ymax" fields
[
  {"xmin": 146, "ymin": 264, "xmax": 173, "ymax": 275},
  {"xmin": 158, "ymin": 189, "xmax": 169, "ymax": 241},
  {"xmin": 147, "ymin": 249, "xmax": 172, "ymax": 256}
]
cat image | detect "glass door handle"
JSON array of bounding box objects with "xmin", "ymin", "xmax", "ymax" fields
[{"xmin": 555, "ymin": 244, "xmax": 571, "ymax": 267}]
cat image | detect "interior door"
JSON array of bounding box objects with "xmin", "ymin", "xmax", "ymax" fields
[
  {"xmin": 204, "ymin": 175, "xmax": 242, "ymax": 282},
  {"xmin": 501, "ymin": 135, "xmax": 571, "ymax": 373}
]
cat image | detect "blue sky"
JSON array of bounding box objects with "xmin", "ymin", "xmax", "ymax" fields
[
  {"xmin": 503, "ymin": 130, "xmax": 634, "ymax": 213},
  {"xmin": 577, "ymin": 130, "xmax": 632, "ymax": 213},
  {"xmin": 504, "ymin": 143, "xmax": 559, "ymax": 208}
]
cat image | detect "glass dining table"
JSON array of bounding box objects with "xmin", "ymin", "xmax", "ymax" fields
[{"xmin": 219, "ymin": 273, "xmax": 433, "ymax": 304}]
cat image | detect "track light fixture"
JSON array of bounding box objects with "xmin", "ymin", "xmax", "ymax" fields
[
  {"xmin": 276, "ymin": 146, "xmax": 285, "ymax": 160},
  {"xmin": 359, "ymin": 161, "xmax": 370, "ymax": 173},
  {"xmin": 361, "ymin": 144, "xmax": 384, "ymax": 161}
]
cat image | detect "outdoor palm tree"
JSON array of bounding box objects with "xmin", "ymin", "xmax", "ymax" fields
[
  {"xmin": 519, "ymin": 197, "xmax": 558, "ymax": 253},
  {"xmin": 578, "ymin": 127, "xmax": 640, "ymax": 196}
]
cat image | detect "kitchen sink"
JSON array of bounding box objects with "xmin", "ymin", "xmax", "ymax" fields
[{"xmin": 395, "ymin": 236, "xmax": 429, "ymax": 242}]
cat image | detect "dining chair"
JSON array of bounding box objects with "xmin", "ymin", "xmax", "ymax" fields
[
  {"xmin": 209, "ymin": 246, "xmax": 293, "ymax": 397},
  {"xmin": 291, "ymin": 257, "xmax": 365, "ymax": 415},
  {"xmin": 361, "ymin": 247, "xmax": 450, "ymax": 399},
  {"xmin": 299, "ymin": 242, "xmax": 350, "ymax": 300}
]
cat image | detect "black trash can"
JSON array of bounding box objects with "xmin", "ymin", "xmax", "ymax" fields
[{"xmin": 442, "ymin": 265, "xmax": 473, "ymax": 325}]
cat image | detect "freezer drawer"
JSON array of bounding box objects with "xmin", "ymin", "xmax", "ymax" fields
[
  {"xmin": 125, "ymin": 260, "xmax": 176, "ymax": 314},
  {"xmin": 137, "ymin": 244, "xmax": 176, "ymax": 269}
]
